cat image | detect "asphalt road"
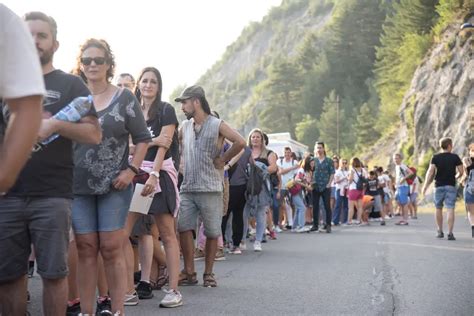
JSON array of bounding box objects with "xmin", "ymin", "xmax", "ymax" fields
[{"xmin": 27, "ymin": 213, "xmax": 474, "ymax": 316}]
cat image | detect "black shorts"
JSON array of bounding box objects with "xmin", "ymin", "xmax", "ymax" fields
[
  {"xmin": 131, "ymin": 214, "xmax": 155, "ymax": 237},
  {"xmin": 0, "ymin": 196, "xmax": 71, "ymax": 282}
]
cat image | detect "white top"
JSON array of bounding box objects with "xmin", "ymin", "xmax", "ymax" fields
[
  {"xmin": 334, "ymin": 169, "xmax": 349, "ymax": 190},
  {"xmin": 348, "ymin": 168, "xmax": 368, "ymax": 190},
  {"xmin": 278, "ymin": 158, "xmax": 297, "ymax": 186},
  {"xmin": 380, "ymin": 174, "xmax": 391, "ymax": 193},
  {"xmin": 410, "ymin": 177, "xmax": 419, "ymax": 194},
  {"xmin": 0, "ymin": 4, "xmax": 45, "ymax": 99},
  {"xmin": 395, "ymin": 164, "xmax": 410, "ymax": 187}
]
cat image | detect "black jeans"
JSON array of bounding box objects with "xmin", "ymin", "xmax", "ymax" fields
[
  {"xmin": 312, "ymin": 188, "xmax": 331, "ymax": 227},
  {"xmin": 221, "ymin": 184, "xmax": 247, "ymax": 247}
]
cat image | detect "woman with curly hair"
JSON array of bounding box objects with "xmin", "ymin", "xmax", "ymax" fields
[{"xmin": 71, "ymin": 39, "xmax": 151, "ymax": 315}]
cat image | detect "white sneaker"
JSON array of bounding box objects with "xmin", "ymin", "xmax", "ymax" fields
[
  {"xmin": 254, "ymin": 241, "xmax": 262, "ymax": 252},
  {"xmin": 240, "ymin": 242, "xmax": 247, "ymax": 250},
  {"xmin": 124, "ymin": 291, "xmax": 139, "ymax": 306},
  {"xmin": 160, "ymin": 289, "xmax": 183, "ymax": 308},
  {"xmin": 274, "ymin": 226, "xmax": 282, "ymax": 233}
]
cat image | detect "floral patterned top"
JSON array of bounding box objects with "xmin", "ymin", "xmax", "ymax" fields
[
  {"xmin": 312, "ymin": 156, "xmax": 335, "ymax": 192},
  {"xmin": 73, "ymin": 89, "xmax": 151, "ymax": 195}
]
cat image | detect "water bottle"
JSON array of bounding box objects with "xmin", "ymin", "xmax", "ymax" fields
[{"xmin": 40, "ymin": 95, "xmax": 93, "ymax": 145}]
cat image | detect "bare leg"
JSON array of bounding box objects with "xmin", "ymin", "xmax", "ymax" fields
[
  {"xmin": 138, "ymin": 235, "xmax": 153, "ymax": 282},
  {"xmin": 75, "ymin": 233, "xmax": 100, "ymax": 314},
  {"xmin": 348, "ymin": 200, "xmax": 355, "ymax": 224},
  {"xmin": 356, "ymin": 200, "xmax": 363, "ymax": 223},
  {"xmin": 0, "ymin": 275, "xmax": 27, "ymax": 316},
  {"xmin": 99, "ymin": 229, "xmax": 127, "ymax": 314},
  {"xmin": 150, "ymin": 224, "xmax": 167, "ymax": 266},
  {"xmin": 43, "ymin": 277, "xmax": 68, "ymax": 316},
  {"xmin": 446, "ymin": 208, "xmax": 455, "ymax": 234},
  {"xmin": 435, "ymin": 208, "xmax": 443, "ymax": 232},
  {"xmin": 123, "ymin": 212, "xmax": 139, "ymax": 294},
  {"xmin": 155, "ymin": 214, "xmax": 180, "ymax": 290},
  {"xmin": 67, "ymin": 240, "xmax": 79, "ymax": 301},
  {"xmin": 401, "ymin": 205, "xmax": 409, "ymax": 222},
  {"xmin": 179, "ymin": 230, "xmax": 195, "ymax": 275},
  {"xmin": 204, "ymin": 237, "xmax": 218, "ymax": 275},
  {"xmin": 97, "ymin": 254, "xmax": 108, "ymax": 297}
]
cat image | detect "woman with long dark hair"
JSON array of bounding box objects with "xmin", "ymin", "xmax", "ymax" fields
[{"xmin": 131, "ymin": 67, "xmax": 182, "ymax": 307}]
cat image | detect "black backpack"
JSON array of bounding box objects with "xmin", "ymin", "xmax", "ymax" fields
[
  {"xmin": 354, "ymin": 169, "xmax": 366, "ymax": 191},
  {"xmin": 246, "ymin": 163, "xmax": 264, "ymax": 196}
]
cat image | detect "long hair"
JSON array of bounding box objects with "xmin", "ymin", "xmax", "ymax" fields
[
  {"xmin": 134, "ymin": 67, "xmax": 163, "ymax": 119},
  {"xmin": 247, "ymin": 128, "xmax": 269, "ymax": 159},
  {"xmin": 72, "ymin": 38, "xmax": 115, "ymax": 83},
  {"xmin": 350, "ymin": 157, "xmax": 362, "ymax": 169}
]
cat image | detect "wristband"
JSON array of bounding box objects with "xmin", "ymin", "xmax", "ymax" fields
[
  {"xmin": 127, "ymin": 164, "xmax": 139, "ymax": 174},
  {"xmin": 150, "ymin": 171, "xmax": 160, "ymax": 179}
]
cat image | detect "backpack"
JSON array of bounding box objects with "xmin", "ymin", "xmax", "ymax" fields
[
  {"xmin": 354, "ymin": 168, "xmax": 366, "ymax": 191},
  {"xmin": 466, "ymin": 169, "xmax": 474, "ymax": 195},
  {"xmin": 245, "ymin": 163, "xmax": 264, "ymax": 196}
]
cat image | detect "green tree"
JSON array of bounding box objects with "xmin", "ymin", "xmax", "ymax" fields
[
  {"xmin": 258, "ymin": 58, "xmax": 303, "ymax": 138},
  {"xmin": 353, "ymin": 103, "xmax": 381, "ymax": 152},
  {"xmin": 316, "ymin": 90, "xmax": 344, "ymax": 154},
  {"xmin": 295, "ymin": 114, "xmax": 319, "ymax": 150}
]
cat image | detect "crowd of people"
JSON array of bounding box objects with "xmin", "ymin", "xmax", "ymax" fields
[{"xmin": 0, "ymin": 5, "xmax": 473, "ymax": 316}]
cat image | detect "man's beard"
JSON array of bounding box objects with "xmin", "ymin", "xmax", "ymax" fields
[
  {"xmin": 184, "ymin": 111, "xmax": 194, "ymax": 120},
  {"xmin": 38, "ymin": 48, "xmax": 54, "ymax": 65}
]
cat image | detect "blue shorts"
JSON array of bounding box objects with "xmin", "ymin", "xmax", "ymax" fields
[
  {"xmin": 410, "ymin": 192, "xmax": 418, "ymax": 204},
  {"xmin": 72, "ymin": 185, "xmax": 133, "ymax": 234},
  {"xmin": 396, "ymin": 186, "xmax": 410, "ymax": 205},
  {"xmin": 434, "ymin": 185, "xmax": 457, "ymax": 209},
  {"xmin": 464, "ymin": 187, "xmax": 474, "ymax": 204},
  {"xmin": 331, "ymin": 187, "xmax": 337, "ymax": 199}
]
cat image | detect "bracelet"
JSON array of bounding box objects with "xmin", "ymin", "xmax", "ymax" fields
[{"xmin": 127, "ymin": 164, "xmax": 139, "ymax": 175}]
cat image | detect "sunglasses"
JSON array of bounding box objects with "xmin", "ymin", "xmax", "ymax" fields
[{"xmin": 81, "ymin": 57, "xmax": 107, "ymax": 66}]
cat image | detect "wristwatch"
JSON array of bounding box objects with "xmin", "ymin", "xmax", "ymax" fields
[{"xmin": 150, "ymin": 171, "xmax": 160, "ymax": 179}]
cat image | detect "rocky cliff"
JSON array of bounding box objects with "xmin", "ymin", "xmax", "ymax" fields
[{"xmin": 364, "ymin": 17, "xmax": 473, "ymax": 171}]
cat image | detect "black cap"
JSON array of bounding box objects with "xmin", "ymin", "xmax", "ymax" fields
[{"xmin": 174, "ymin": 85, "xmax": 206, "ymax": 102}]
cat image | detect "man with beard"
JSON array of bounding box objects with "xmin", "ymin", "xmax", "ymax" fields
[
  {"xmin": 175, "ymin": 85, "xmax": 245, "ymax": 287},
  {"xmin": 0, "ymin": 11, "xmax": 102, "ymax": 315}
]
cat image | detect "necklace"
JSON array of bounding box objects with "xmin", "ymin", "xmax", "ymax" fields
[{"xmin": 91, "ymin": 85, "xmax": 109, "ymax": 96}]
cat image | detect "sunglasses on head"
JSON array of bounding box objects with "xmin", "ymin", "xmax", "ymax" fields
[{"xmin": 81, "ymin": 57, "xmax": 107, "ymax": 66}]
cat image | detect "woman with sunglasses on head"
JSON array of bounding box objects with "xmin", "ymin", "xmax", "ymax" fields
[
  {"xmin": 124, "ymin": 67, "xmax": 182, "ymax": 308},
  {"xmin": 71, "ymin": 39, "xmax": 151, "ymax": 316}
]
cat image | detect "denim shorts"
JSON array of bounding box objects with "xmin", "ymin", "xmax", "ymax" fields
[
  {"xmin": 0, "ymin": 197, "xmax": 71, "ymax": 281},
  {"xmin": 464, "ymin": 187, "xmax": 474, "ymax": 204},
  {"xmin": 72, "ymin": 185, "xmax": 133, "ymax": 234},
  {"xmin": 178, "ymin": 192, "xmax": 223, "ymax": 238},
  {"xmin": 331, "ymin": 187, "xmax": 337, "ymax": 199},
  {"xmin": 410, "ymin": 192, "xmax": 418, "ymax": 204},
  {"xmin": 396, "ymin": 186, "xmax": 410, "ymax": 205},
  {"xmin": 434, "ymin": 185, "xmax": 457, "ymax": 209}
]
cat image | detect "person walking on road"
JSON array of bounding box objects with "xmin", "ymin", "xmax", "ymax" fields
[{"xmin": 422, "ymin": 137, "xmax": 463, "ymax": 240}]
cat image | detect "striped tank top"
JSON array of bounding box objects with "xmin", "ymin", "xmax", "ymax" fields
[{"xmin": 180, "ymin": 115, "xmax": 223, "ymax": 192}]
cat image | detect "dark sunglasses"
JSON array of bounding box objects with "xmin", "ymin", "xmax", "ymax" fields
[{"xmin": 81, "ymin": 57, "xmax": 107, "ymax": 66}]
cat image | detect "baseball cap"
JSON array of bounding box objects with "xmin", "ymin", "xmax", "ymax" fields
[{"xmin": 174, "ymin": 85, "xmax": 206, "ymax": 102}]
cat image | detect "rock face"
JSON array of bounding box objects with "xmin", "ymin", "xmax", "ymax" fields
[{"xmin": 401, "ymin": 22, "xmax": 473, "ymax": 161}]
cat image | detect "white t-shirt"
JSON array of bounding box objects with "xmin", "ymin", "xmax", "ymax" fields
[
  {"xmin": 0, "ymin": 4, "xmax": 45, "ymax": 99},
  {"xmin": 334, "ymin": 169, "xmax": 349, "ymax": 190},
  {"xmin": 348, "ymin": 168, "xmax": 368, "ymax": 190},
  {"xmin": 381, "ymin": 174, "xmax": 392, "ymax": 193},
  {"xmin": 395, "ymin": 164, "xmax": 410, "ymax": 187},
  {"xmin": 410, "ymin": 177, "xmax": 419, "ymax": 194},
  {"xmin": 277, "ymin": 158, "xmax": 297, "ymax": 186}
]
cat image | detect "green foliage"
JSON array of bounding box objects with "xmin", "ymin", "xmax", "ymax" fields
[
  {"xmin": 168, "ymin": 84, "xmax": 187, "ymax": 122},
  {"xmin": 257, "ymin": 58, "xmax": 303, "ymax": 139},
  {"xmin": 433, "ymin": 0, "xmax": 466, "ymax": 37},
  {"xmin": 295, "ymin": 115, "xmax": 319, "ymax": 151},
  {"xmin": 354, "ymin": 103, "xmax": 382, "ymax": 152}
]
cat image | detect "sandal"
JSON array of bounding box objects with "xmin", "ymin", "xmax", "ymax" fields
[
  {"xmin": 203, "ymin": 273, "xmax": 217, "ymax": 288},
  {"xmin": 178, "ymin": 270, "xmax": 198, "ymax": 286}
]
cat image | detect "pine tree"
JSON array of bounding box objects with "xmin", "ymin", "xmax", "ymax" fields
[
  {"xmin": 354, "ymin": 103, "xmax": 381, "ymax": 151},
  {"xmin": 258, "ymin": 58, "xmax": 304, "ymax": 139}
]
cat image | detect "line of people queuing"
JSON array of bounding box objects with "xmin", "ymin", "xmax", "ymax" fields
[{"xmin": 1, "ymin": 5, "xmax": 473, "ymax": 316}]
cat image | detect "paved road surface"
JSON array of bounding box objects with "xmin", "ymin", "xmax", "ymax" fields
[{"xmin": 27, "ymin": 213, "xmax": 473, "ymax": 315}]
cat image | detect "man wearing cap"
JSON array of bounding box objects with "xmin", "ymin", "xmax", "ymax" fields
[{"xmin": 175, "ymin": 85, "xmax": 245, "ymax": 287}]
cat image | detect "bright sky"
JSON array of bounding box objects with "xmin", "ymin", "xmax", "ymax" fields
[{"xmin": 5, "ymin": 0, "xmax": 281, "ymax": 99}]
